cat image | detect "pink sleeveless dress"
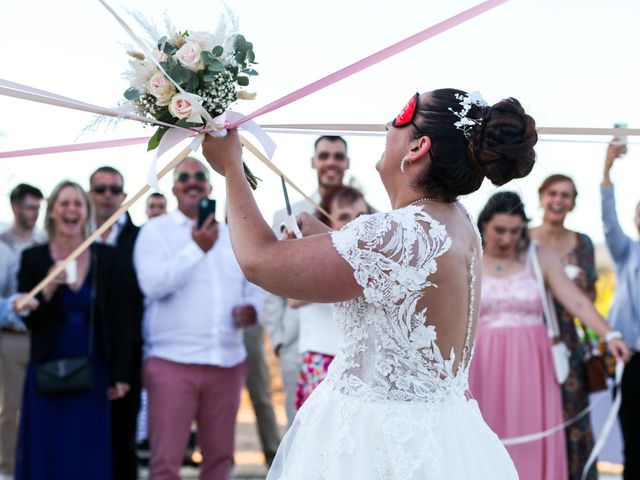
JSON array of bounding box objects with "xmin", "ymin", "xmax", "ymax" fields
[{"xmin": 469, "ymin": 262, "xmax": 568, "ymax": 480}]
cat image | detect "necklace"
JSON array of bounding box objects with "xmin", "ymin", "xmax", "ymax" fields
[{"xmin": 408, "ymin": 197, "xmax": 436, "ymax": 206}]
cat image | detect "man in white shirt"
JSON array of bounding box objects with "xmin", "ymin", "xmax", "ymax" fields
[
  {"xmin": 263, "ymin": 135, "xmax": 349, "ymax": 425},
  {"xmin": 133, "ymin": 157, "xmax": 261, "ymax": 480}
]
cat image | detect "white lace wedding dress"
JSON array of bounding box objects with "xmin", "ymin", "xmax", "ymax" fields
[{"xmin": 267, "ymin": 205, "xmax": 518, "ymax": 480}]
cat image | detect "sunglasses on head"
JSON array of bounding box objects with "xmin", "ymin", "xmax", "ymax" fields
[
  {"xmin": 391, "ymin": 93, "xmax": 421, "ymax": 129},
  {"xmin": 92, "ymin": 184, "xmax": 124, "ymax": 195},
  {"xmin": 316, "ymin": 151, "xmax": 346, "ymax": 161},
  {"xmin": 175, "ymin": 171, "xmax": 209, "ymax": 183}
]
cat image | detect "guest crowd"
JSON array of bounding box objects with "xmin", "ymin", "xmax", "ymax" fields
[{"xmin": 0, "ymin": 136, "xmax": 638, "ymax": 480}]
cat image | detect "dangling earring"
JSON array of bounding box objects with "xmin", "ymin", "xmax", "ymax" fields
[{"xmin": 400, "ymin": 156, "xmax": 407, "ymax": 173}]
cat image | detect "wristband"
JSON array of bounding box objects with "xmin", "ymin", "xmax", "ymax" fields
[{"xmin": 604, "ymin": 330, "xmax": 623, "ymax": 342}]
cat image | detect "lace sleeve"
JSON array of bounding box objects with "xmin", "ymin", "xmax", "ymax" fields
[{"xmin": 330, "ymin": 207, "xmax": 452, "ymax": 307}]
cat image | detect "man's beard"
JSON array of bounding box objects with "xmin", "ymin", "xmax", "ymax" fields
[{"xmin": 318, "ymin": 172, "xmax": 344, "ymax": 189}]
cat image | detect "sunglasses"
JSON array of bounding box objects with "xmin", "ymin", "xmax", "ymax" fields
[
  {"xmin": 391, "ymin": 92, "xmax": 420, "ymax": 129},
  {"xmin": 316, "ymin": 151, "xmax": 347, "ymax": 161},
  {"xmin": 175, "ymin": 171, "xmax": 209, "ymax": 183},
  {"xmin": 92, "ymin": 184, "xmax": 124, "ymax": 195}
]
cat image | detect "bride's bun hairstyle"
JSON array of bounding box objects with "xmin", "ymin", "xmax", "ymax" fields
[{"xmin": 411, "ymin": 88, "xmax": 537, "ymax": 202}]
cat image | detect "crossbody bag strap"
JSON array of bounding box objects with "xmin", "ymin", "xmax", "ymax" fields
[{"xmin": 529, "ymin": 241, "xmax": 561, "ymax": 339}]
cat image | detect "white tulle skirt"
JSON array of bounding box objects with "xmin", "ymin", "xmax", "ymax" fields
[{"xmin": 267, "ymin": 379, "xmax": 518, "ymax": 480}]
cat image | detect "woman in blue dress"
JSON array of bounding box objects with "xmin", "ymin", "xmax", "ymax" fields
[{"xmin": 15, "ymin": 181, "xmax": 133, "ymax": 480}]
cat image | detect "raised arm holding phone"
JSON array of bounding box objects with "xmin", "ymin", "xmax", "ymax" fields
[{"xmin": 601, "ymin": 138, "xmax": 640, "ymax": 479}]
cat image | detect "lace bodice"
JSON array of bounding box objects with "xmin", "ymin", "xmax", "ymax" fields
[{"xmin": 328, "ymin": 205, "xmax": 479, "ymax": 403}]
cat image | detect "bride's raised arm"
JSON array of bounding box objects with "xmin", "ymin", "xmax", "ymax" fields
[{"xmin": 202, "ymin": 129, "xmax": 361, "ymax": 303}]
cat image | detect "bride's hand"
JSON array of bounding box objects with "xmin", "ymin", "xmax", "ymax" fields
[{"xmin": 202, "ymin": 129, "xmax": 243, "ymax": 177}]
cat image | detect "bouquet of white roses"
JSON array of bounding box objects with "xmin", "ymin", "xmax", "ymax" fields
[{"xmin": 124, "ymin": 26, "xmax": 259, "ymax": 187}]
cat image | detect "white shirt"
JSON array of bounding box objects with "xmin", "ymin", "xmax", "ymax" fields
[
  {"xmin": 298, "ymin": 303, "xmax": 342, "ymax": 356},
  {"xmin": 92, "ymin": 213, "xmax": 128, "ymax": 246},
  {"xmin": 133, "ymin": 209, "xmax": 263, "ymax": 367}
]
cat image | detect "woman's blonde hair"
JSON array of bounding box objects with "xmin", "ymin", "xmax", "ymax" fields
[{"xmin": 45, "ymin": 181, "xmax": 92, "ymax": 239}]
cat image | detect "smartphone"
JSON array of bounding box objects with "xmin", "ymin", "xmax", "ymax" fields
[
  {"xmin": 197, "ymin": 198, "xmax": 216, "ymax": 228},
  {"xmin": 613, "ymin": 122, "xmax": 628, "ymax": 145}
]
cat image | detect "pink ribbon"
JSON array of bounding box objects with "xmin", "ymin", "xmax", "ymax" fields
[
  {"xmin": 0, "ymin": 0, "xmax": 508, "ymax": 159},
  {"xmin": 0, "ymin": 137, "xmax": 151, "ymax": 159},
  {"xmin": 228, "ymin": 0, "xmax": 508, "ymax": 128}
]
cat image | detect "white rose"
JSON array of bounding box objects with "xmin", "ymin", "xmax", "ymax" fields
[
  {"xmin": 168, "ymin": 94, "xmax": 203, "ymax": 123},
  {"xmin": 187, "ymin": 31, "xmax": 216, "ymax": 51},
  {"xmin": 175, "ymin": 41, "xmax": 203, "ymax": 72},
  {"xmin": 147, "ymin": 73, "xmax": 175, "ymax": 106}
]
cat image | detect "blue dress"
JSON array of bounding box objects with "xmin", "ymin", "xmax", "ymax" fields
[{"xmin": 15, "ymin": 280, "xmax": 111, "ymax": 480}]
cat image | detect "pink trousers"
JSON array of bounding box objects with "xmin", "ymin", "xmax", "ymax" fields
[{"xmin": 143, "ymin": 357, "xmax": 248, "ymax": 480}]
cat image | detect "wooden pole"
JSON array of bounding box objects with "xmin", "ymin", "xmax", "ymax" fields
[{"xmin": 16, "ymin": 145, "xmax": 194, "ymax": 309}]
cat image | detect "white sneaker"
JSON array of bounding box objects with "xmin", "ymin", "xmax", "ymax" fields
[{"xmin": 0, "ymin": 474, "xmax": 14, "ymax": 480}]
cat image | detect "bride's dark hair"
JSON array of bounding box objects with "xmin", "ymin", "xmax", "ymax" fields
[{"xmin": 411, "ymin": 88, "xmax": 537, "ymax": 202}]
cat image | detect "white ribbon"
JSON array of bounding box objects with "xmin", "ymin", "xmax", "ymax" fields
[
  {"xmin": 501, "ymin": 394, "xmax": 606, "ymax": 446},
  {"xmin": 499, "ymin": 361, "xmax": 625, "ymax": 479},
  {"xmin": 581, "ymin": 361, "xmax": 624, "ymax": 480},
  {"xmin": 281, "ymin": 215, "xmax": 303, "ymax": 239}
]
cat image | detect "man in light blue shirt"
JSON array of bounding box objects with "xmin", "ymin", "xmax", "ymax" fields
[{"xmin": 601, "ymin": 140, "xmax": 640, "ymax": 480}]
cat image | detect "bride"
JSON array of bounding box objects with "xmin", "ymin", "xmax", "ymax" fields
[{"xmin": 202, "ymin": 89, "xmax": 538, "ymax": 479}]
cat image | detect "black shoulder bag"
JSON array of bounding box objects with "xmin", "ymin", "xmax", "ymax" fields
[{"xmin": 36, "ymin": 252, "xmax": 97, "ymax": 395}]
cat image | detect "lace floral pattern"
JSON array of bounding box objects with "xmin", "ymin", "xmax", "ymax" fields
[
  {"xmin": 328, "ymin": 205, "xmax": 472, "ymax": 403},
  {"xmin": 265, "ymin": 206, "xmax": 517, "ymax": 480}
]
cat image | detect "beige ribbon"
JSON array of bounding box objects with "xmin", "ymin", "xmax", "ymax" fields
[
  {"xmin": 16, "ymin": 143, "xmax": 196, "ymax": 309},
  {"xmin": 17, "ymin": 135, "xmax": 327, "ymax": 308},
  {"xmin": 261, "ymin": 123, "xmax": 640, "ymax": 137},
  {"xmin": 239, "ymin": 135, "xmax": 331, "ymax": 220}
]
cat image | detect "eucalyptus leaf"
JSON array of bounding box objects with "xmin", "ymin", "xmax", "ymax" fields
[
  {"xmin": 234, "ymin": 34, "xmax": 247, "ymax": 51},
  {"xmin": 208, "ymin": 61, "xmax": 226, "ymax": 73},
  {"xmin": 170, "ymin": 64, "xmax": 191, "ymax": 83},
  {"xmin": 246, "ymin": 49, "xmax": 255, "ymax": 63},
  {"xmin": 235, "ymin": 51, "xmax": 246, "ymax": 64},
  {"xmin": 185, "ymin": 75, "xmax": 200, "ymax": 93},
  {"xmin": 200, "ymin": 51, "xmax": 215, "ymax": 65},
  {"xmin": 123, "ymin": 87, "xmax": 142, "ymax": 100},
  {"xmin": 147, "ymin": 127, "xmax": 168, "ymax": 151},
  {"xmin": 243, "ymin": 68, "xmax": 258, "ymax": 76},
  {"xmin": 211, "ymin": 45, "xmax": 224, "ymax": 57},
  {"xmin": 237, "ymin": 76, "xmax": 249, "ymax": 87}
]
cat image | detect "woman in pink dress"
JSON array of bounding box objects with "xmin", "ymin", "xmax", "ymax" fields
[{"xmin": 469, "ymin": 191, "xmax": 629, "ymax": 480}]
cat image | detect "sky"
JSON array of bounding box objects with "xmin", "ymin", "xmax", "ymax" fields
[{"xmin": 1, "ymin": 0, "xmax": 639, "ymax": 249}]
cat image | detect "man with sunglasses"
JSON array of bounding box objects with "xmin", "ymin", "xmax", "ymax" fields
[
  {"xmin": 89, "ymin": 166, "xmax": 144, "ymax": 480},
  {"xmin": 134, "ymin": 157, "xmax": 262, "ymax": 480},
  {"xmin": 0, "ymin": 184, "xmax": 46, "ymax": 480},
  {"xmin": 263, "ymin": 136, "xmax": 350, "ymax": 427}
]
